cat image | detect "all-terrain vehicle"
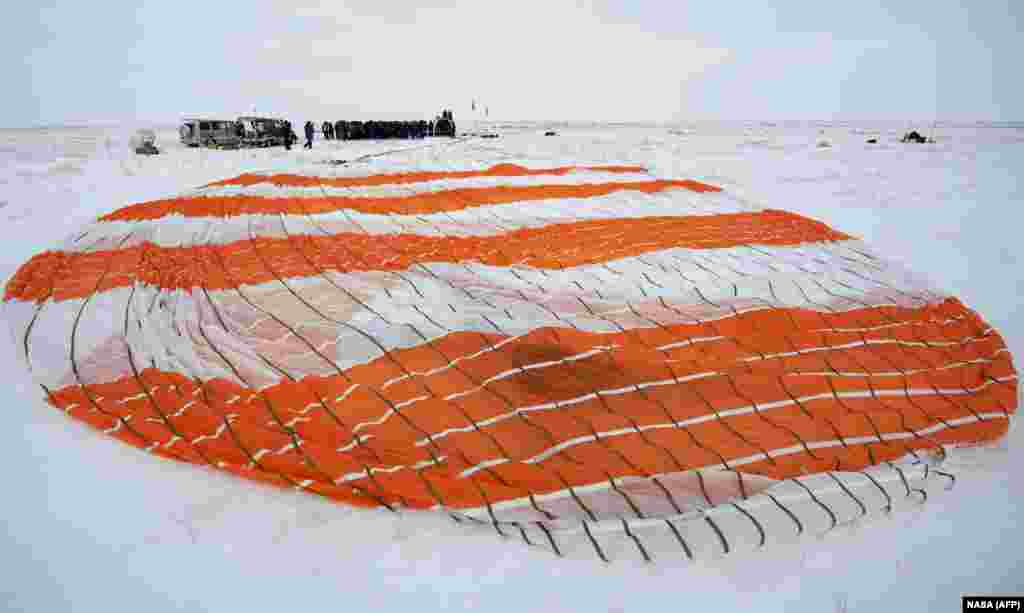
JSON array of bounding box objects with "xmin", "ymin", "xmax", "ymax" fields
[{"xmin": 179, "ymin": 118, "xmax": 242, "ymax": 148}]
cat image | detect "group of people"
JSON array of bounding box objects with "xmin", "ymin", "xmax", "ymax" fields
[
  {"xmin": 267, "ymin": 120, "xmax": 317, "ymax": 150},
  {"xmin": 273, "ymin": 111, "xmax": 457, "ymax": 150},
  {"xmin": 312, "ymin": 119, "xmax": 436, "ymax": 142},
  {"xmin": 275, "ymin": 120, "xmax": 296, "ymax": 150},
  {"xmin": 278, "ymin": 120, "xmax": 324, "ymax": 150},
  {"xmin": 432, "ymin": 109, "xmax": 456, "ymax": 137}
]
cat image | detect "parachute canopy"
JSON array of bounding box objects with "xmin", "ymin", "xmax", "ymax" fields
[{"xmin": 4, "ymin": 162, "xmax": 1016, "ymax": 561}]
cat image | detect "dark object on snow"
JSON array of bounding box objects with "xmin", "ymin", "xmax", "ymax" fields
[
  {"xmin": 901, "ymin": 130, "xmax": 932, "ymax": 144},
  {"xmin": 544, "ymin": 130, "xmax": 557, "ymax": 136},
  {"xmin": 321, "ymin": 118, "xmax": 434, "ymax": 141},
  {"xmin": 866, "ymin": 138, "xmax": 878, "ymax": 144},
  {"xmin": 432, "ymin": 109, "xmax": 456, "ymax": 138},
  {"xmin": 179, "ymin": 118, "xmax": 241, "ymax": 149},
  {"xmin": 281, "ymin": 121, "xmax": 293, "ymax": 150},
  {"xmin": 481, "ymin": 133, "xmax": 499, "ymax": 139},
  {"xmin": 304, "ymin": 121, "xmax": 315, "ymax": 149},
  {"xmin": 132, "ymin": 129, "xmax": 160, "ymax": 155},
  {"xmin": 237, "ymin": 117, "xmax": 290, "ymax": 148}
]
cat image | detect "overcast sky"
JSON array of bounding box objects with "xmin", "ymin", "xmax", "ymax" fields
[{"xmin": 3, "ymin": 0, "xmax": 1020, "ymax": 126}]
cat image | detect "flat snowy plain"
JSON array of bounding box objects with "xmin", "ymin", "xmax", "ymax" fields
[{"xmin": 1, "ymin": 121, "xmax": 1021, "ymax": 612}]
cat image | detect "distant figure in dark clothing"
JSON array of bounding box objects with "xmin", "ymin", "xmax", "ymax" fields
[
  {"xmin": 281, "ymin": 121, "xmax": 293, "ymax": 150},
  {"xmin": 335, "ymin": 120, "xmax": 345, "ymax": 140},
  {"xmin": 304, "ymin": 121, "xmax": 314, "ymax": 149},
  {"xmin": 322, "ymin": 121, "xmax": 332, "ymax": 140}
]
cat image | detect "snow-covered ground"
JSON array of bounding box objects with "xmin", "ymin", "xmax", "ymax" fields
[{"xmin": 2, "ymin": 121, "xmax": 1021, "ymax": 612}]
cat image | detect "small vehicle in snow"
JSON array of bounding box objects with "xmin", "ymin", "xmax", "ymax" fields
[
  {"xmin": 132, "ymin": 129, "xmax": 160, "ymax": 155},
  {"xmin": 179, "ymin": 118, "xmax": 242, "ymax": 148}
]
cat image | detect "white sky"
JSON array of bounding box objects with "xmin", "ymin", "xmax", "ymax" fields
[{"xmin": 3, "ymin": 0, "xmax": 1022, "ymax": 126}]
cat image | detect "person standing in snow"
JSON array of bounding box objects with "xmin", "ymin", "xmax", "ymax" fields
[
  {"xmin": 281, "ymin": 120, "xmax": 293, "ymax": 150},
  {"xmin": 304, "ymin": 121, "xmax": 314, "ymax": 149}
]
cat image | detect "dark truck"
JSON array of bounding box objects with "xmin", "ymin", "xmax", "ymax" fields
[{"xmin": 178, "ymin": 118, "xmax": 241, "ymax": 148}]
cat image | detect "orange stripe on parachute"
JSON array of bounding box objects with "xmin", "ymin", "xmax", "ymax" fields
[
  {"xmin": 40, "ymin": 299, "xmax": 1017, "ymax": 510},
  {"xmin": 202, "ymin": 163, "xmax": 658, "ymax": 189},
  {"xmin": 100, "ymin": 179, "xmax": 722, "ymax": 221},
  {"xmin": 6, "ymin": 211, "xmax": 850, "ymax": 303}
]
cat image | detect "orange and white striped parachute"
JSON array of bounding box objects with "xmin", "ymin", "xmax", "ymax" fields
[{"xmin": 5, "ymin": 162, "xmax": 1016, "ymax": 561}]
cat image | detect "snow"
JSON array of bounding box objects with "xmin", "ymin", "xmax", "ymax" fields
[{"xmin": 1, "ymin": 121, "xmax": 1021, "ymax": 612}]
